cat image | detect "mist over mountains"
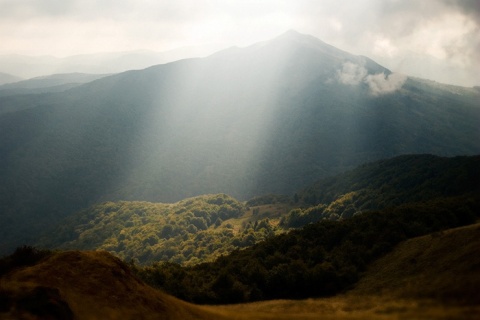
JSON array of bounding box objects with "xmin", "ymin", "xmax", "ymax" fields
[
  {"xmin": 0, "ymin": 45, "xmax": 217, "ymax": 81},
  {"xmin": 0, "ymin": 72, "xmax": 23, "ymax": 86},
  {"xmin": 0, "ymin": 73, "xmax": 111, "ymax": 98},
  {"xmin": 0, "ymin": 30, "xmax": 479, "ymax": 253}
]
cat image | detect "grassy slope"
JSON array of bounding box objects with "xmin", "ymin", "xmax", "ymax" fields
[
  {"xmin": 0, "ymin": 250, "xmax": 226, "ymax": 320},
  {"xmin": 2, "ymin": 223, "xmax": 479, "ymax": 319},
  {"xmin": 352, "ymin": 222, "xmax": 480, "ymax": 304},
  {"xmin": 206, "ymin": 223, "xmax": 480, "ymax": 319}
]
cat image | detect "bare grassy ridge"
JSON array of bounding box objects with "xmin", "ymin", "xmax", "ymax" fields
[
  {"xmin": 1, "ymin": 223, "xmax": 479, "ymax": 319},
  {"xmin": 352, "ymin": 222, "xmax": 480, "ymax": 304},
  {"xmin": 0, "ymin": 251, "xmax": 225, "ymax": 319}
]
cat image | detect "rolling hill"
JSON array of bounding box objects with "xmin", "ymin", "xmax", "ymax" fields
[
  {"xmin": 1, "ymin": 30, "xmax": 479, "ymax": 253},
  {"xmin": 38, "ymin": 194, "xmax": 276, "ymax": 266},
  {"xmin": 214, "ymin": 223, "xmax": 480, "ymax": 319},
  {"xmin": 0, "ymin": 249, "xmax": 224, "ymax": 320},
  {"xmin": 38, "ymin": 154, "xmax": 480, "ymax": 267},
  {"xmin": 282, "ymin": 154, "xmax": 480, "ymax": 226},
  {"xmin": 131, "ymin": 192, "xmax": 479, "ymax": 304},
  {"xmin": 352, "ymin": 223, "xmax": 480, "ymax": 305}
]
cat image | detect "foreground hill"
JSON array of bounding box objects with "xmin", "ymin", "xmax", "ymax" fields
[
  {"xmin": 1, "ymin": 30, "xmax": 480, "ymax": 253},
  {"xmin": 2, "ymin": 224, "xmax": 479, "ymax": 319},
  {"xmin": 352, "ymin": 223, "xmax": 480, "ymax": 305},
  {"xmin": 215, "ymin": 223, "xmax": 480, "ymax": 319},
  {"xmin": 0, "ymin": 249, "xmax": 223, "ymax": 320}
]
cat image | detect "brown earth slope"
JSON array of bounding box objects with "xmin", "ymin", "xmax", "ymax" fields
[{"xmin": 0, "ymin": 250, "xmax": 226, "ymax": 320}]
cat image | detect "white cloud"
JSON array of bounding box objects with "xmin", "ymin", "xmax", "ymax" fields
[
  {"xmin": 364, "ymin": 72, "xmax": 407, "ymax": 96},
  {"xmin": 336, "ymin": 62, "xmax": 368, "ymax": 85},
  {"xmin": 373, "ymin": 37, "xmax": 398, "ymax": 57},
  {"xmin": 336, "ymin": 61, "xmax": 406, "ymax": 95}
]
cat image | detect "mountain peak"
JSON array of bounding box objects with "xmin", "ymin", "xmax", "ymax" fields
[
  {"xmin": 274, "ymin": 29, "xmax": 323, "ymax": 43},
  {"xmin": 264, "ymin": 29, "xmax": 358, "ymax": 64},
  {"xmin": 279, "ymin": 29, "xmax": 304, "ymax": 38}
]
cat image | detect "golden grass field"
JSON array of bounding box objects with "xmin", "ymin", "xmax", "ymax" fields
[{"xmin": 1, "ymin": 223, "xmax": 479, "ymax": 319}]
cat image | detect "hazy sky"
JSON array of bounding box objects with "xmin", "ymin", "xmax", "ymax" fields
[{"xmin": 0, "ymin": 0, "xmax": 479, "ymax": 86}]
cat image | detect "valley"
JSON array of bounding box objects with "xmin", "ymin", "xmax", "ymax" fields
[
  {"xmin": 1, "ymin": 30, "xmax": 479, "ymax": 319},
  {"xmin": 37, "ymin": 154, "xmax": 479, "ymax": 269},
  {"xmin": 1, "ymin": 31, "xmax": 479, "ymax": 253}
]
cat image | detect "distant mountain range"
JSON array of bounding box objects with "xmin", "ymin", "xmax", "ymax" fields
[
  {"xmin": 0, "ymin": 73, "xmax": 111, "ymax": 98},
  {"xmin": 0, "ymin": 30, "xmax": 479, "ymax": 253},
  {"xmin": 0, "ymin": 72, "xmax": 22, "ymax": 85},
  {"xmin": 0, "ymin": 45, "xmax": 218, "ymax": 80}
]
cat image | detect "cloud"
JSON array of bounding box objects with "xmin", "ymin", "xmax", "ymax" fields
[
  {"xmin": 364, "ymin": 72, "xmax": 407, "ymax": 96},
  {"xmin": 0, "ymin": 0, "xmax": 478, "ymax": 86},
  {"xmin": 441, "ymin": 0, "xmax": 480, "ymax": 24},
  {"xmin": 336, "ymin": 62, "xmax": 368, "ymax": 85},
  {"xmin": 299, "ymin": 0, "xmax": 480, "ymax": 86},
  {"xmin": 335, "ymin": 61, "xmax": 406, "ymax": 95}
]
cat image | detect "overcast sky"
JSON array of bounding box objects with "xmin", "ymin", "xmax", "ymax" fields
[{"xmin": 0, "ymin": 0, "xmax": 479, "ymax": 86}]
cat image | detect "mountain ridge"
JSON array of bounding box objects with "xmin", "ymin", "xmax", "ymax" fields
[
  {"xmin": 0, "ymin": 44, "xmax": 218, "ymax": 80},
  {"xmin": 0, "ymin": 72, "xmax": 111, "ymax": 98},
  {"xmin": 0, "ymin": 31, "xmax": 479, "ymax": 253},
  {"xmin": 0, "ymin": 72, "xmax": 23, "ymax": 85}
]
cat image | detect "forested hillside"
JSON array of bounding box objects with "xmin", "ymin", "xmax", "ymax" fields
[
  {"xmin": 134, "ymin": 193, "xmax": 480, "ymax": 304},
  {"xmin": 282, "ymin": 154, "xmax": 480, "ymax": 227},
  {"xmin": 39, "ymin": 154, "xmax": 480, "ymax": 268},
  {"xmin": 2, "ymin": 155, "xmax": 480, "ymax": 315},
  {"xmin": 1, "ymin": 31, "xmax": 479, "ymax": 253},
  {"xmin": 2, "ymin": 218, "xmax": 480, "ymax": 319},
  {"xmin": 39, "ymin": 194, "xmax": 279, "ymax": 265}
]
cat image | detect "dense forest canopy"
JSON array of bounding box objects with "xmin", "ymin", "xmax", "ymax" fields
[{"xmin": 133, "ymin": 194, "xmax": 480, "ymax": 304}]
